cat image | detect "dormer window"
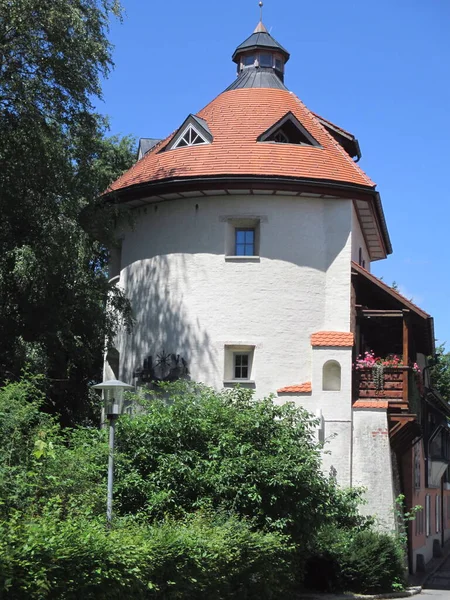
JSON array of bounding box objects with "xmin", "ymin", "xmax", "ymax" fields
[
  {"xmin": 258, "ymin": 112, "xmax": 321, "ymax": 147},
  {"xmin": 242, "ymin": 55, "xmax": 255, "ymax": 67},
  {"xmin": 273, "ymin": 130, "xmax": 289, "ymax": 143},
  {"xmin": 163, "ymin": 114, "xmax": 213, "ymax": 152},
  {"xmin": 175, "ymin": 125, "xmax": 208, "ymax": 148}
]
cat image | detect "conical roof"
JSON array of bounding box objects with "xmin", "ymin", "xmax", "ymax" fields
[
  {"xmin": 232, "ymin": 22, "xmax": 290, "ymax": 63},
  {"xmin": 107, "ymin": 87, "xmax": 375, "ymax": 193}
]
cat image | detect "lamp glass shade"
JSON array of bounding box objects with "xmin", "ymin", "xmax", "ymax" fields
[{"xmin": 92, "ymin": 379, "xmax": 134, "ymax": 417}]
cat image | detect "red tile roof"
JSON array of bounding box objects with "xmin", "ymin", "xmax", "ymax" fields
[
  {"xmin": 353, "ymin": 400, "xmax": 389, "ymax": 410},
  {"xmin": 277, "ymin": 382, "xmax": 312, "ymax": 394},
  {"xmin": 311, "ymin": 332, "xmax": 354, "ymax": 347},
  {"xmin": 107, "ymin": 88, "xmax": 375, "ymax": 194}
]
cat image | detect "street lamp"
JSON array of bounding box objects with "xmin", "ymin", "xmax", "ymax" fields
[{"xmin": 92, "ymin": 379, "xmax": 134, "ymax": 526}]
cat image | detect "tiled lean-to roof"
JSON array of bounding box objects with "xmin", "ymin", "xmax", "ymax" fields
[
  {"xmin": 310, "ymin": 332, "xmax": 355, "ymax": 347},
  {"xmin": 353, "ymin": 400, "xmax": 389, "ymax": 410},
  {"xmin": 277, "ymin": 382, "xmax": 312, "ymax": 394},
  {"xmin": 107, "ymin": 87, "xmax": 375, "ymax": 194}
]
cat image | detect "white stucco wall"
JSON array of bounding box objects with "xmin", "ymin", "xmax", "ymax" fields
[
  {"xmin": 351, "ymin": 204, "xmax": 370, "ymax": 270},
  {"xmin": 352, "ymin": 407, "xmax": 397, "ymax": 532},
  {"xmin": 115, "ymin": 193, "xmax": 353, "ymax": 400},
  {"xmin": 280, "ymin": 346, "xmax": 353, "ymax": 487}
]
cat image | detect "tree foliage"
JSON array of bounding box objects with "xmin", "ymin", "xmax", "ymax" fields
[
  {"xmin": 0, "ymin": 377, "xmax": 406, "ymax": 596},
  {"xmin": 0, "ymin": 0, "xmax": 135, "ymax": 422},
  {"xmin": 114, "ymin": 383, "xmax": 367, "ymax": 545},
  {"xmin": 429, "ymin": 343, "xmax": 450, "ymax": 403}
]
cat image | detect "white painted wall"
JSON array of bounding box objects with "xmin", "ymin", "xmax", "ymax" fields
[
  {"xmin": 115, "ymin": 193, "xmax": 353, "ymax": 400},
  {"xmin": 351, "ymin": 204, "xmax": 370, "ymax": 270},
  {"xmin": 352, "ymin": 407, "xmax": 397, "ymax": 532},
  {"xmin": 280, "ymin": 346, "xmax": 353, "ymax": 487}
]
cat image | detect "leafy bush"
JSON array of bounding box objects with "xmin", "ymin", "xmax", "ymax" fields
[
  {"xmin": 304, "ymin": 526, "xmax": 406, "ymax": 594},
  {"xmin": 0, "ymin": 377, "xmax": 405, "ymax": 596},
  {"xmin": 115, "ymin": 382, "xmax": 364, "ymax": 546},
  {"xmin": 0, "ymin": 377, "xmax": 108, "ymax": 520},
  {"xmin": 0, "ymin": 511, "xmax": 293, "ymax": 600}
]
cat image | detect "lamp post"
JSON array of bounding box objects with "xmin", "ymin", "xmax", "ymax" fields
[{"xmin": 92, "ymin": 379, "xmax": 134, "ymax": 526}]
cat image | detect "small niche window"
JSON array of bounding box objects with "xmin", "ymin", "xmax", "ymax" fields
[
  {"xmin": 174, "ymin": 125, "xmax": 208, "ymax": 148},
  {"xmin": 323, "ymin": 361, "xmax": 341, "ymax": 391},
  {"xmin": 234, "ymin": 353, "xmax": 250, "ymax": 379},
  {"xmin": 243, "ymin": 54, "xmax": 255, "ymax": 67},
  {"xmin": 259, "ymin": 53, "xmax": 272, "ymax": 67},
  {"xmin": 235, "ymin": 228, "xmax": 255, "ymax": 256}
]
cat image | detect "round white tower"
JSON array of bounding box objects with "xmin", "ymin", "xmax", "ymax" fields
[{"xmin": 104, "ymin": 17, "xmax": 391, "ymax": 486}]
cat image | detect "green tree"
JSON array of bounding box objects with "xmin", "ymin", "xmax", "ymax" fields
[
  {"xmin": 429, "ymin": 343, "xmax": 450, "ymax": 403},
  {"xmin": 0, "ymin": 0, "xmax": 134, "ymax": 423},
  {"xmin": 0, "ymin": 377, "xmax": 404, "ymax": 596},
  {"xmin": 114, "ymin": 382, "xmax": 367, "ymax": 544}
]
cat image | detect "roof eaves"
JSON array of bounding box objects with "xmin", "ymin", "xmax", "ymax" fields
[
  {"xmin": 351, "ymin": 261, "xmax": 430, "ymax": 320},
  {"xmin": 373, "ymin": 190, "xmax": 393, "ymax": 256},
  {"xmin": 425, "ymin": 388, "xmax": 450, "ymax": 417}
]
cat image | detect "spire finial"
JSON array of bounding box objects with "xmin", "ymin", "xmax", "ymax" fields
[{"xmin": 254, "ymin": 2, "xmax": 268, "ymax": 33}]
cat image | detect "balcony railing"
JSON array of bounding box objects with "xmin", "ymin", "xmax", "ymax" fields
[{"xmin": 354, "ymin": 366, "xmax": 422, "ymax": 414}]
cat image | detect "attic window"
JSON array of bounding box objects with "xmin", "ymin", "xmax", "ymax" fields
[
  {"xmin": 174, "ymin": 125, "xmax": 208, "ymax": 148},
  {"xmin": 273, "ymin": 130, "xmax": 289, "ymax": 143},
  {"xmin": 163, "ymin": 114, "xmax": 213, "ymax": 152},
  {"xmin": 259, "ymin": 112, "xmax": 320, "ymax": 147}
]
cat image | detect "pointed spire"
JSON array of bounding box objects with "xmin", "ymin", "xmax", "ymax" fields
[
  {"xmin": 254, "ymin": 20, "xmax": 268, "ymax": 33},
  {"xmin": 254, "ymin": 1, "xmax": 268, "ymax": 32}
]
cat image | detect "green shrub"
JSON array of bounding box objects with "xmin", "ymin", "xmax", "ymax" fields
[
  {"xmin": 0, "ymin": 511, "xmax": 293, "ymax": 599},
  {"xmin": 304, "ymin": 526, "xmax": 406, "ymax": 594},
  {"xmin": 115, "ymin": 382, "xmax": 364, "ymax": 547},
  {"xmin": 341, "ymin": 529, "xmax": 406, "ymax": 594}
]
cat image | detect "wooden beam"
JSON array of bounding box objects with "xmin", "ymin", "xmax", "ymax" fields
[
  {"xmin": 403, "ymin": 311, "xmax": 410, "ymax": 404},
  {"xmin": 359, "ymin": 309, "xmax": 404, "ymax": 318}
]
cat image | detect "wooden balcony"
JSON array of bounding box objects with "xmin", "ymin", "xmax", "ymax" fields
[
  {"xmin": 354, "ymin": 366, "xmax": 410, "ymax": 410},
  {"xmin": 354, "ymin": 366, "xmax": 423, "ymax": 454}
]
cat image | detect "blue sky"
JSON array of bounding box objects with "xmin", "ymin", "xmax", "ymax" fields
[{"xmin": 98, "ymin": 0, "xmax": 450, "ymax": 346}]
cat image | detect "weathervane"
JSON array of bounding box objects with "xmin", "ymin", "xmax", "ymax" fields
[{"xmin": 259, "ymin": 1, "xmax": 264, "ymax": 21}]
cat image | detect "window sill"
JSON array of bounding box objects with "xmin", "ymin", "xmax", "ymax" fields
[
  {"xmin": 223, "ymin": 380, "xmax": 256, "ymax": 386},
  {"xmin": 225, "ymin": 256, "xmax": 260, "ymax": 262}
]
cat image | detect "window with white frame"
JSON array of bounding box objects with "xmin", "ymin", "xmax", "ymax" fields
[
  {"xmin": 173, "ymin": 125, "xmax": 208, "ymax": 148},
  {"xmin": 224, "ymin": 345, "xmax": 255, "ymax": 383},
  {"xmin": 426, "ymin": 495, "xmax": 431, "ymax": 537}
]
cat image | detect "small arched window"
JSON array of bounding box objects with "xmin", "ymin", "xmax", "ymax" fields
[{"xmin": 323, "ymin": 360, "xmax": 341, "ymax": 391}]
